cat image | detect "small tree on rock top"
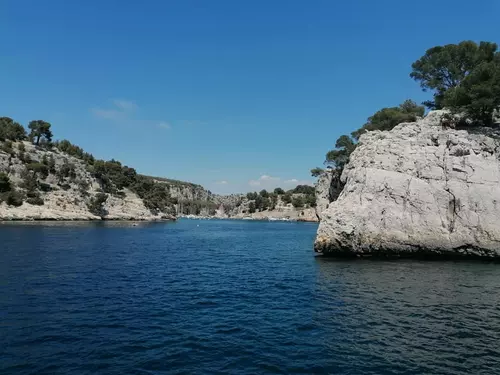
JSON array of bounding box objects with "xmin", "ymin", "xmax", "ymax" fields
[{"xmin": 28, "ymin": 120, "xmax": 53, "ymax": 146}]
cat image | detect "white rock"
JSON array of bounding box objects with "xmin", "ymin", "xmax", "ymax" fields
[{"xmin": 315, "ymin": 110, "xmax": 500, "ymax": 258}]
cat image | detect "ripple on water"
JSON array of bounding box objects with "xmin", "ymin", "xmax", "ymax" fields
[{"xmin": 1, "ymin": 220, "xmax": 500, "ymax": 374}]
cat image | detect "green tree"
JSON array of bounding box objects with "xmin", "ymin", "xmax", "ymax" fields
[
  {"xmin": 28, "ymin": 120, "xmax": 53, "ymax": 146},
  {"xmin": 0, "ymin": 172, "xmax": 11, "ymax": 193},
  {"xmin": 246, "ymin": 192, "xmax": 258, "ymax": 200},
  {"xmin": 47, "ymin": 155, "xmax": 56, "ymax": 173},
  {"xmin": 259, "ymin": 189, "xmax": 269, "ymax": 198},
  {"xmin": 281, "ymin": 193, "xmax": 292, "ymax": 204},
  {"xmin": 20, "ymin": 168, "xmax": 38, "ymax": 193},
  {"xmin": 292, "ymin": 185, "xmax": 315, "ymax": 194},
  {"xmin": 261, "ymin": 197, "xmax": 270, "ymax": 210},
  {"xmin": 270, "ymin": 194, "xmax": 278, "ymax": 209},
  {"xmin": 0, "ymin": 117, "xmax": 26, "ymax": 141},
  {"xmin": 273, "ymin": 187, "xmax": 285, "ymax": 195},
  {"xmin": 4, "ymin": 190, "xmax": 24, "ymax": 206},
  {"xmin": 351, "ymin": 100, "xmax": 425, "ymax": 140},
  {"xmin": 310, "ymin": 167, "xmax": 324, "ymax": 177},
  {"xmin": 292, "ymin": 196, "xmax": 304, "ymax": 208},
  {"xmin": 87, "ymin": 193, "xmax": 108, "ymax": 217},
  {"xmin": 1, "ymin": 140, "xmax": 14, "ymax": 156},
  {"xmin": 443, "ymin": 60, "xmax": 500, "ymax": 126},
  {"xmin": 27, "ymin": 162, "xmax": 49, "ymax": 179},
  {"xmin": 410, "ymin": 41, "xmax": 499, "ymax": 109},
  {"xmin": 325, "ymin": 134, "xmax": 356, "ymax": 169},
  {"xmin": 248, "ymin": 201, "xmax": 256, "ymax": 213},
  {"xmin": 57, "ymin": 160, "xmax": 77, "ymax": 181},
  {"xmin": 254, "ymin": 195, "xmax": 264, "ymax": 211},
  {"xmin": 305, "ymin": 194, "xmax": 316, "ymax": 207}
]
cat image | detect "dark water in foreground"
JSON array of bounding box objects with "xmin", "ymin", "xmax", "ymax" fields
[{"xmin": 1, "ymin": 220, "xmax": 500, "ymax": 374}]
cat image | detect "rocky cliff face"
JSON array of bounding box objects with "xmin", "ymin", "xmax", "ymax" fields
[
  {"xmin": 0, "ymin": 141, "xmax": 178, "ymax": 220},
  {"xmin": 315, "ymin": 111, "xmax": 500, "ymax": 258},
  {"xmin": 314, "ymin": 169, "xmax": 344, "ymax": 220}
]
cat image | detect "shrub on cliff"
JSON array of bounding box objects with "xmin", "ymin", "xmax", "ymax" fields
[
  {"xmin": 281, "ymin": 193, "xmax": 292, "ymax": 204},
  {"xmin": 5, "ymin": 190, "xmax": 24, "ymax": 206},
  {"xmin": 56, "ymin": 160, "xmax": 77, "ymax": 181},
  {"xmin": 248, "ymin": 201, "xmax": 256, "ymax": 213},
  {"xmin": 270, "ymin": 194, "xmax": 278, "ymax": 209},
  {"xmin": 305, "ymin": 194, "xmax": 316, "ymax": 207},
  {"xmin": 26, "ymin": 196, "xmax": 44, "ymax": 206},
  {"xmin": 27, "ymin": 162, "xmax": 49, "ymax": 179},
  {"xmin": 273, "ymin": 187, "xmax": 285, "ymax": 195},
  {"xmin": 90, "ymin": 159, "xmax": 138, "ymax": 194},
  {"xmin": 41, "ymin": 154, "xmax": 56, "ymax": 174},
  {"xmin": 292, "ymin": 196, "xmax": 304, "ymax": 208},
  {"xmin": 1, "ymin": 140, "xmax": 15, "ymax": 156},
  {"xmin": 323, "ymin": 100, "xmax": 423, "ymax": 172},
  {"xmin": 54, "ymin": 140, "xmax": 95, "ymax": 164},
  {"xmin": 87, "ymin": 193, "xmax": 108, "ymax": 217},
  {"xmin": 246, "ymin": 192, "xmax": 258, "ymax": 200},
  {"xmin": 20, "ymin": 168, "xmax": 38, "ymax": 191},
  {"xmin": 0, "ymin": 181, "xmax": 24, "ymax": 206},
  {"xmin": 351, "ymin": 100, "xmax": 424, "ymax": 140},
  {"xmin": 325, "ymin": 134, "xmax": 356, "ymax": 169},
  {"xmin": 292, "ymin": 185, "xmax": 315, "ymax": 195},
  {"xmin": 0, "ymin": 172, "xmax": 11, "ymax": 193},
  {"xmin": 310, "ymin": 168, "xmax": 324, "ymax": 177},
  {"xmin": 0, "ymin": 117, "xmax": 26, "ymax": 141}
]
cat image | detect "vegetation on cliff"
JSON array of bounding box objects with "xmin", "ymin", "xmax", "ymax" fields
[
  {"xmin": 0, "ymin": 117, "xmax": 192, "ymax": 214},
  {"xmin": 314, "ymin": 40, "xmax": 500, "ymax": 179},
  {"xmin": 245, "ymin": 185, "xmax": 316, "ymax": 212}
]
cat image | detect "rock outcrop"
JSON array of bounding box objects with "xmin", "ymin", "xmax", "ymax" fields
[
  {"xmin": 315, "ymin": 111, "xmax": 500, "ymax": 258},
  {"xmin": 314, "ymin": 169, "xmax": 344, "ymax": 220}
]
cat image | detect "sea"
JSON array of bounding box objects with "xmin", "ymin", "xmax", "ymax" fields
[{"xmin": 1, "ymin": 219, "xmax": 499, "ymax": 374}]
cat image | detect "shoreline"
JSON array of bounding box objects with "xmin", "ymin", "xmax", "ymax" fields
[
  {"xmin": 0, "ymin": 217, "xmax": 176, "ymax": 222},
  {"xmin": 178, "ymin": 214, "xmax": 318, "ymax": 223}
]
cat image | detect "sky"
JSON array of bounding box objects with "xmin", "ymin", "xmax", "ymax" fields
[{"xmin": 1, "ymin": 0, "xmax": 500, "ymax": 194}]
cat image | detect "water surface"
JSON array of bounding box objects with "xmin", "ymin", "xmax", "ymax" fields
[{"xmin": 1, "ymin": 219, "xmax": 499, "ymax": 374}]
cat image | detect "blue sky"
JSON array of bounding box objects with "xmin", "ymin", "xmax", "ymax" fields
[{"xmin": 2, "ymin": 0, "xmax": 499, "ymax": 193}]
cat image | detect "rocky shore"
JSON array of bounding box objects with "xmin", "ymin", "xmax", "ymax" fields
[
  {"xmin": 179, "ymin": 206, "xmax": 318, "ymax": 222},
  {"xmin": 314, "ymin": 111, "xmax": 500, "ymax": 259}
]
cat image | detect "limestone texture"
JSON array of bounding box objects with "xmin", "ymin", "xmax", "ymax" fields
[{"xmin": 315, "ymin": 111, "xmax": 500, "ymax": 258}]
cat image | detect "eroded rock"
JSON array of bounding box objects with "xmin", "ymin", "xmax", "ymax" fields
[{"xmin": 315, "ymin": 110, "xmax": 500, "ymax": 258}]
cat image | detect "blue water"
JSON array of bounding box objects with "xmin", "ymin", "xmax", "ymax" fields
[{"xmin": 1, "ymin": 220, "xmax": 500, "ymax": 374}]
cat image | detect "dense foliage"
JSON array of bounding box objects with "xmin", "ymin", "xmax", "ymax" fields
[
  {"xmin": 0, "ymin": 117, "xmax": 27, "ymax": 141},
  {"xmin": 0, "ymin": 172, "xmax": 11, "ymax": 193},
  {"xmin": 314, "ymin": 40, "xmax": 500, "ymax": 185},
  {"xmin": 411, "ymin": 40, "xmax": 500, "ymax": 125},
  {"xmin": 244, "ymin": 185, "xmax": 316, "ymax": 212},
  {"xmin": 87, "ymin": 193, "xmax": 108, "ymax": 217},
  {"xmin": 54, "ymin": 140, "xmax": 95, "ymax": 164},
  {"xmin": 351, "ymin": 100, "xmax": 425, "ymax": 140},
  {"xmin": 310, "ymin": 167, "xmax": 324, "ymax": 177},
  {"xmin": 28, "ymin": 120, "xmax": 53, "ymax": 146}
]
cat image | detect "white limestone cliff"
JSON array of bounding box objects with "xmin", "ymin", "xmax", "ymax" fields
[{"xmin": 315, "ymin": 111, "xmax": 500, "ymax": 258}]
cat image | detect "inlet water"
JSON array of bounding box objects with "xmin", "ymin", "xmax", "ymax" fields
[{"xmin": 1, "ymin": 219, "xmax": 499, "ymax": 374}]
